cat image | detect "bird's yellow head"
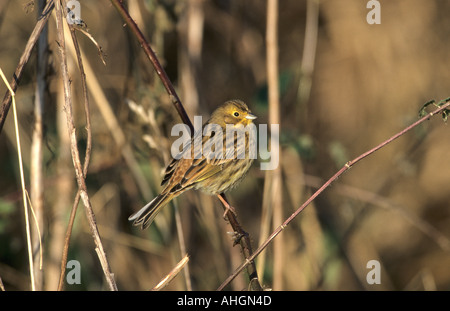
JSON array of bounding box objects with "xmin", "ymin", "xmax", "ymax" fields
[{"xmin": 209, "ymin": 100, "xmax": 257, "ymax": 127}]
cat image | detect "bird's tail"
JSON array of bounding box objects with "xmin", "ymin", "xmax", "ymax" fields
[{"xmin": 128, "ymin": 193, "xmax": 172, "ymax": 229}]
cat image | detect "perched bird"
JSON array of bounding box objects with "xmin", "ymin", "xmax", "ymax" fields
[{"xmin": 129, "ymin": 100, "xmax": 257, "ymax": 229}]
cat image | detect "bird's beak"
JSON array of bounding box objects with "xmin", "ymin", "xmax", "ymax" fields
[{"xmin": 245, "ymin": 113, "xmax": 257, "ymax": 120}]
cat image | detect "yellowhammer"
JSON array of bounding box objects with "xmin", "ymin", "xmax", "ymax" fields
[{"xmin": 129, "ymin": 99, "xmax": 257, "ymax": 229}]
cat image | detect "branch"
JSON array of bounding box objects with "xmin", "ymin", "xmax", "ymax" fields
[
  {"xmin": 56, "ymin": 0, "xmax": 93, "ymax": 290},
  {"xmin": 54, "ymin": 0, "xmax": 117, "ymax": 291},
  {"xmin": 110, "ymin": 0, "xmax": 192, "ymax": 129},
  {"xmin": 152, "ymin": 254, "xmax": 190, "ymax": 291},
  {"xmin": 217, "ymin": 98, "xmax": 450, "ymax": 290},
  {"xmin": 0, "ymin": 0, "xmax": 54, "ymax": 134}
]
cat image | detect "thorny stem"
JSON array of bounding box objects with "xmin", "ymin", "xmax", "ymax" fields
[{"xmin": 109, "ymin": 0, "xmax": 263, "ymax": 290}]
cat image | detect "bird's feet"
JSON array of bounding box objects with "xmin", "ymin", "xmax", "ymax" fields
[
  {"xmin": 227, "ymin": 230, "xmax": 249, "ymax": 246},
  {"xmin": 218, "ymin": 194, "xmax": 237, "ymax": 220}
]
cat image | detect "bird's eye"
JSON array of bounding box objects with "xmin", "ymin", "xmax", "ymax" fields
[{"xmin": 233, "ymin": 111, "xmax": 240, "ymax": 117}]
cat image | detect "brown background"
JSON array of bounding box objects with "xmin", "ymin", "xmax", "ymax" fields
[{"xmin": 0, "ymin": 0, "xmax": 449, "ymax": 290}]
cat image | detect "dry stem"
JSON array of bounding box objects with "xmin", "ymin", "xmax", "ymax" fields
[
  {"xmin": 54, "ymin": 0, "xmax": 117, "ymax": 291},
  {"xmin": 265, "ymin": 0, "xmax": 283, "ymax": 290},
  {"xmin": 30, "ymin": 0, "xmax": 49, "ymax": 290},
  {"xmin": 0, "ymin": 0, "xmax": 54, "ymax": 134},
  {"xmin": 56, "ymin": 0, "xmax": 93, "ymax": 290},
  {"xmin": 0, "ymin": 68, "xmax": 35, "ymax": 290}
]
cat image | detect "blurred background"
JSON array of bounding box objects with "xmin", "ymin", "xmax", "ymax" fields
[{"xmin": 1, "ymin": 0, "xmax": 450, "ymax": 291}]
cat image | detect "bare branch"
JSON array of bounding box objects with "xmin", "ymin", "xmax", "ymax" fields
[
  {"xmin": 0, "ymin": 0, "xmax": 54, "ymax": 134},
  {"xmin": 56, "ymin": 0, "xmax": 93, "ymax": 290},
  {"xmin": 54, "ymin": 0, "xmax": 117, "ymax": 291},
  {"xmin": 152, "ymin": 254, "xmax": 190, "ymax": 291}
]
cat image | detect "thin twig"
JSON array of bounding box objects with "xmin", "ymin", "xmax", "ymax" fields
[
  {"xmin": 109, "ymin": 0, "xmax": 262, "ymax": 290},
  {"xmin": 110, "ymin": 0, "xmax": 192, "ymax": 129},
  {"xmin": 56, "ymin": 0, "xmax": 93, "ymax": 290},
  {"xmin": 57, "ymin": 192, "xmax": 80, "ymax": 290},
  {"xmin": 25, "ymin": 191, "xmax": 43, "ymax": 272},
  {"xmin": 54, "ymin": 0, "xmax": 117, "ymax": 291},
  {"xmin": 217, "ymin": 99, "xmax": 450, "ymax": 290},
  {"xmin": 66, "ymin": 40, "xmax": 154, "ymax": 204},
  {"xmin": 0, "ymin": 68, "xmax": 35, "ymax": 290},
  {"xmin": 0, "ymin": 0, "xmax": 54, "ymax": 134},
  {"xmin": 152, "ymin": 254, "xmax": 190, "ymax": 291}
]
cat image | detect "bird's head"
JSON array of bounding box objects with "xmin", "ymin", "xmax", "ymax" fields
[{"xmin": 209, "ymin": 100, "xmax": 257, "ymax": 127}]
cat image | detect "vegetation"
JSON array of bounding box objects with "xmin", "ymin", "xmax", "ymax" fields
[{"xmin": 0, "ymin": 0, "xmax": 450, "ymax": 291}]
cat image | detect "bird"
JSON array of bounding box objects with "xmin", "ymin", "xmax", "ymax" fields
[{"xmin": 129, "ymin": 99, "xmax": 257, "ymax": 229}]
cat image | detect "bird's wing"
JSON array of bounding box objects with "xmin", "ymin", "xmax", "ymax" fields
[
  {"xmin": 161, "ymin": 125, "xmax": 248, "ymax": 189},
  {"xmin": 182, "ymin": 158, "xmax": 223, "ymax": 184}
]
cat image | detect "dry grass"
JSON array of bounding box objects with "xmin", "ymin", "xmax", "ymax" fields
[{"xmin": 0, "ymin": 0, "xmax": 450, "ymax": 291}]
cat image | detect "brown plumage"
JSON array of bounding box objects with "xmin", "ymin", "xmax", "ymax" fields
[{"xmin": 129, "ymin": 100, "xmax": 257, "ymax": 229}]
